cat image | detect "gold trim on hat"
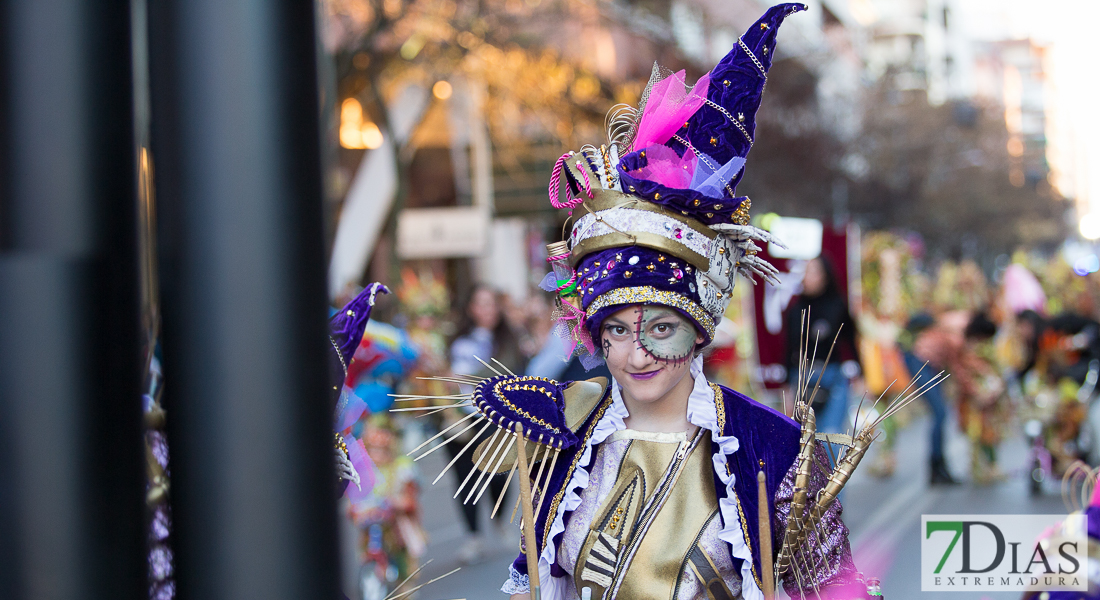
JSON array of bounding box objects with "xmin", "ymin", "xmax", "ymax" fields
[
  {"xmin": 568, "ymin": 187, "xmax": 717, "ymax": 272},
  {"xmin": 585, "ymin": 286, "xmax": 716, "ymax": 339}
]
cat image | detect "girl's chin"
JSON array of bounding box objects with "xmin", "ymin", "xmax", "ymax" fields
[{"xmin": 619, "ymin": 383, "xmax": 670, "ymax": 404}]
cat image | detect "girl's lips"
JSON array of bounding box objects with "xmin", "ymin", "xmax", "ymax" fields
[{"xmin": 629, "ymin": 369, "xmax": 661, "ymax": 380}]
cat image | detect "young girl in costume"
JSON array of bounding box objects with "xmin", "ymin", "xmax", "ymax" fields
[{"xmin": 408, "ymin": 5, "xmax": 896, "ymax": 598}]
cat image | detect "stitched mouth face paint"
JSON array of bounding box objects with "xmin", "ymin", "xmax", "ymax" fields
[{"xmin": 634, "ymin": 306, "xmax": 698, "ymax": 364}]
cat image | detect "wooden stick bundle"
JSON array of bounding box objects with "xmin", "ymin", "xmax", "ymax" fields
[{"xmin": 758, "ymin": 470, "xmax": 775, "ymax": 600}]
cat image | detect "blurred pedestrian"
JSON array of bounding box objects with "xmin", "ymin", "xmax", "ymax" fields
[
  {"xmin": 906, "ymin": 310, "xmax": 969, "ymax": 485},
  {"xmin": 445, "ymin": 285, "xmax": 525, "ymax": 563},
  {"xmin": 785, "ymin": 256, "xmax": 861, "ymax": 434}
]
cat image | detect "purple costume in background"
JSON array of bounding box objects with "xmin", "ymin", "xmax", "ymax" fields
[{"xmin": 328, "ymin": 283, "xmax": 388, "ymax": 496}]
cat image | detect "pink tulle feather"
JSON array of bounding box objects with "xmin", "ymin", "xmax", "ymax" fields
[
  {"xmin": 344, "ymin": 435, "xmax": 377, "ymax": 501},
  {"xmin": 633, "ymin": 144, "xmax": 697, "ymax": 190},
  {"xmin": 632, "ymin": 70, "xmax": 710, "ymax": 151}
]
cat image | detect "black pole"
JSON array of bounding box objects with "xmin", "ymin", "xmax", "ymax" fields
[
  {"xmin": 0, "ymin": 1, "xmax": 146, "ymax": 600},
  {"xmin": 147, "ymin": 0, "xmax": 339, "ymax": 598}
]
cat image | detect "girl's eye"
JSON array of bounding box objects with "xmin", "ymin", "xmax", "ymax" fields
[
  {"xmin": 606, "ymin": 325, "xmax": 628, "ymax": 337},
  {"xmin": 650, "ymin": 322, "xmax": 676, "ymax": 337}
]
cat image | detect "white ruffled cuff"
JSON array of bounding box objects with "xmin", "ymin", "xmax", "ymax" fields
[{"xmin": 501, "ymin": 564, "xmax": 530, "ymax": 594}]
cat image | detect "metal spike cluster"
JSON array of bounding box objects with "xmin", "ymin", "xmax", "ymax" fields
[
  {"xmin": 390, "ymin": 356, "xmax": 565, "ymax": 523},
  {"xmin": 774, "ymin": 310, "xmax": 948, "ymax": 593}
]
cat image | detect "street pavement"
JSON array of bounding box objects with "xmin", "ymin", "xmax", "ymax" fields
[{"xmin": 411, "ymin": 410, "xmax": 1073, "ymax": 600}]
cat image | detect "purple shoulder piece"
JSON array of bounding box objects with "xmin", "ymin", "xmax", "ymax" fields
[{"xmin": 473, "ymin": 375, "xmax": 579, "ymax": 451}]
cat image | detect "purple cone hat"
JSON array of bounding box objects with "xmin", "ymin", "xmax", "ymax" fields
[
  {"xmin": 329, "ymin": 282, "xmax": 389, "ymax": 406},
  {"xmin": 544, "ymin": 3, "xmax": 800, "ymax": 364}
]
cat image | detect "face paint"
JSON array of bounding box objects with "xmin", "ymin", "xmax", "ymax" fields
[{"xmin": 633, "ymin": 306, "xmax": 698, "ymax": 363}]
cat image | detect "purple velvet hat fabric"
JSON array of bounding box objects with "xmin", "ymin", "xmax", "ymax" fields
[
  {"xmin": 575, "ymin": 246, "xmax": 714, "ymax": 345},
  {"xmin": 328, "ymin": 283, "xmax": 389, "ymax": 406},
  {"xmin": 614, "ymin": 3, "xmax": 806, "ymax": 223},
  {"xmin": 473, "ymin": 375, "xmax": 579, "ymax": 450}
]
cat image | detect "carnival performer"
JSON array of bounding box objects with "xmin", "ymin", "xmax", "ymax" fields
[
  {"xmin": 497, "ymin": 4, "xmax": 872, "ymax": 593},
  {"xmin": 956, "ymin": 314, "xmax": 1007, "ymax": 484},
  {"xmin": 398, "ymin": 5, "xmax": 906, "ymax": 599}
]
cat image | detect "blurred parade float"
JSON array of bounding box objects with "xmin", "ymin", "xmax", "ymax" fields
[{"xmin": 858, "ymin": 231, "xmax": 927, "ymax": 475}]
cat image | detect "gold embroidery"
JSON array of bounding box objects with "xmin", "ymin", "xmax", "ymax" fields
[
  {"xmin": 585, "ymin": 286, "xmax": 716, "ymax": 339},
  {"xmin": 709, "ymin": 382, "xmax": 726, "ymax": 431},
  {"xmin": 735, "ymin": 493, "xmax": 764, "ymax": 589},
  {"xmin": 492, "ymin": 377, "xmax": 562, "ymax": 435}
]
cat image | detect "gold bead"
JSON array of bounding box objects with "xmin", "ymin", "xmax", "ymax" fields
[
  {"xmin": 723, "ymin": 79, "xmax": 730, "ymax": 87},
  {"xmin": 646, "ymin": 264, "xmax": 655, "ymax": 271},
  {"xmin": 624, "ymin": 271, "xmax": 632, "ymax": 278},
  {"xmin": 346, "ymin": 310, "xmax": 355, "ymax": 316},
  {"xmin": 760, "ymin": 23, "xmax": 769, "ymax": 30},
  {"xmin": 710, "ymin": 137, "xmax": 717, "ymax": 145},
  {"xmin": 654, "ymin": 193, "xmax": 660, "ymax": 200},
  {"xmin": 693, "ymin": 199, "xmax": 700, "ymax": 206},
  {"xmin": 706, "ymin": 213, "xmax": 714, "ymax": 218}
]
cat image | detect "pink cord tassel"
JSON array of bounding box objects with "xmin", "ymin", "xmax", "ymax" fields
[{"xmin": 548, "ymin": 153, "xmax": 588, "ymax": 210}]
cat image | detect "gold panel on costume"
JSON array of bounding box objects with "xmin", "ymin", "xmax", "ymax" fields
[{"xmin": 574, "ymin": 429, "xmax": 734, "ymax": 599}]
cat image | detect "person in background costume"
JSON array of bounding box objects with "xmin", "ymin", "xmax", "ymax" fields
[
  {"xmin": 785, "ymin": 256, "xmax": 861, "ymax": 436},
  {"xmin": 397, "ymin": 5, "xmax": 893, "ymax": 599},
  {"xmin": 330, "ymin": 283, "xmax": 391, "ymax": 499},
  {"xmin": 955, "ymin": 313, "xmax": 1007, "ymax": 484}
]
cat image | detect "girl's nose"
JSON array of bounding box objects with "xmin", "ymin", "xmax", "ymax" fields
[{"xmin": 627, "ymin": 338, "xmax": 656, "ymax": 368}]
